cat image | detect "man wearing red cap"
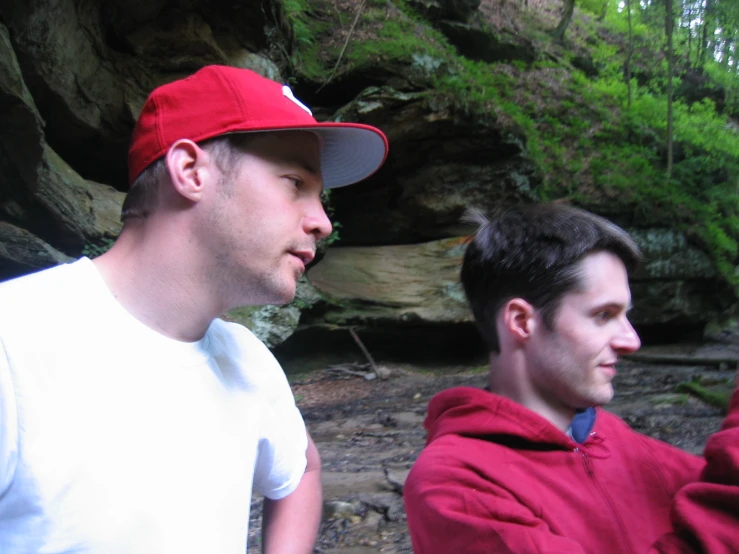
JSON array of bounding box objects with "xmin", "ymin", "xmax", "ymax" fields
[{"xmin": 0, "ymin": 65, "xmax": 388, "ymax": 553}]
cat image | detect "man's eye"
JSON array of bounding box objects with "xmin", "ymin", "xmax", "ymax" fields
[
  {"xmin": 287, "ymin": 176, "xmax": 303, "ymax": 188},
  {"xmin": 595, "ymin": 311, "xmax": 613, "ymax": 322}
]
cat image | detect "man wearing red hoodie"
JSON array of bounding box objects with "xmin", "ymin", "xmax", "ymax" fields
[{"xmin": 404, "ymin": 203, "xmax": 739, "ymax": 553}]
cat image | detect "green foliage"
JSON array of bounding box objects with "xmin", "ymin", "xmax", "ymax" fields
[
  {"xmin": 281, "ymin": 0, "xmax": 334, "ymax": 79},
  {"xmin": 579, "ymin": 0, "xmax": 609, "ymax": 17},
  {"xmin": 704, "ymin": 60, "xmax": 739, "ymax": 116},
  {"xmin": 282, "ymin": 0, "xmax": 315, "ymax": 47},
  {"xmin": 284, "ymin": 0, "xmax": 739, "ymax": 291},
  {"xmin": 512, "ymin": 4, "xmax": 739, "ymax": 289},
  {"xmin": 652, "ymin": 393, "xmax": 689, "ymax": 407},
  {"xmin": 599, "ymin": 0, "xmax": 651, "ymax": 39},
  {"xmin": 82, "ymin": 238, "xmax": 115, "ymax": 259},
  {"xmin": 345, "ymin": 9, "xmax": 452, "ymax": 69},
  {"xmin": 321, "ymin": 189, "xmax": 342, "ymax": 246},
  {"xmin": 284, "ymin": 0, "xmax": 456, "ymax": 80},
  {"xmin": 295, "ymin": 42, "xmax": 329, "ymax": 80},
  {"xmin": 675, "ymin": 378, "xmax": 733, "ymax": 413}
]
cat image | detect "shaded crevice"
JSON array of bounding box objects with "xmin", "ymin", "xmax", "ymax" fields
[{"xmin": 272, "ymin": 322, "xmax": 488, "ymax": 374}]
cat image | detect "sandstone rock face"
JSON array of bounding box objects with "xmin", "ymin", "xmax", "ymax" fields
[
  {"xmin": 305, "ymin": 237, "xmax": 472, "ymax": 327},
  {"xmin": 0, "ymin": 23, "xmax": 44, "ymax": 193},
  {"xmin": 0, "ymin": 18, "xmax": 125, "ymax": 274},
  {"xmin": 1, "ymin": 0, "xmax": 142, "ymax": 186},
  {"xmin": 329, "ymin": 86, "xmax": 538, "ymax": 245},
  {"xmin": 225, "ymin": 304, "xmax": 303, "ymax": 349},
  {"xmin": 301, "ymin": 229, "xmax": 731, "ymax": 341},
  {"xmin": 628, "ymin": 229, "xmax": 733, "ymax": 335},
  {"xmin": 223, "ymin": 278, "xmax": 323, "ymax": 348},
  {"xmin": 0, "ymin": 0, "xmax": 733, "ymax": 350},
  {"xmin": 630, "ymin": 229, "xmax": 716, "ymax": 281},
  {"xmin": 409, "ymin": 0, "xmax": 482, "ymax": 22},
  {"xmin": 0, "ymin": 0, "xmax": 275, "ymax": 188},
  {"xmin": 438, "ymin": 21, "xmax": 537, "ymax": 64},
  {"xmin": 0, "ymin": 19, "xmax": 125, "ymax": 269},
  {"xmin": 0, "ymin": 221, "xmax": 73, "ymax": 281},
  {"xmin": 34, "ymin": 146, "xmax": 125, "ymax": 250}
]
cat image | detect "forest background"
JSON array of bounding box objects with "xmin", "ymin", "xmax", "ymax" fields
[
  {"xmin": 283, "ymin": 0, "xmax": 739, "ymax": 285},
  {"xmin": 251, "ymin": 0, "xmax": 739, "ymax": 368}
]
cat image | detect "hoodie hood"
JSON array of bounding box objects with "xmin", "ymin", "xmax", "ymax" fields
[
  {"xmin": 425, "ymin": 386, "xmax": 588, "ymax": 451},
  {"xmin": 407, "ymin": 386, "xmax": 706, "ymax": 554}
]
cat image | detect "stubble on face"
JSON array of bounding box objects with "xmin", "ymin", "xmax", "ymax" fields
[
  {"xmin": 200, "ymin": 132, "xmax": 324, "ymax": 310},
  {"xmin": 529, "ymin": 321, "xmax": 616, "ymax": 412},
  {"xmin": 526, "ymin": 252, "xmax": 636, "ymax": 415}
]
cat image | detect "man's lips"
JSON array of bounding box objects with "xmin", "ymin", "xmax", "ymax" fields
[
  {"xmin": 599, "ymin": 362, "xmax": 617, "ymax": 376},
  {"xmin": 289, "ymin": 250, "xmax": 315, "ymax": 266}
]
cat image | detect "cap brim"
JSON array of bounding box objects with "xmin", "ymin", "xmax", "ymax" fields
[{"xmin": 308, "ymin": 124, "xmax": 388, "ymax": 189}]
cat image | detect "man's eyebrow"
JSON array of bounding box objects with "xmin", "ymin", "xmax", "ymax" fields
[
  {"xmin": 279, "ymin": 156, "xmax": 320, "ymax": 176},
  {"xmin": 593, "ymin": 301, "xmax": 633, "ymax": 312}
]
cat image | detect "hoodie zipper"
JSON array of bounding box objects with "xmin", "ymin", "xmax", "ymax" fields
[
  {"xmin": 576, "ymin": 433, "xmax": 631, "ymax": 550},
  {"xmin": 577, "ymin": 447, "xmax": 594, "ymax": 476}
]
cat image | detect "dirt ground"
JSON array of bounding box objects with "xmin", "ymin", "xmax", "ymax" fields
[{"xmin": 247, "ymin": 339, "xmax": 737, "ymax": 553}]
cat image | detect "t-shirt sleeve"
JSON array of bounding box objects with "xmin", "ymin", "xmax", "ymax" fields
[
  {"xmin": 215, "ymin": 320, "xmax": 309, "ymax": 500},
  {"xmin": 0, "ymin": 337, "xmax": 18, "ymax": 496},
  {"xmin": 252, "ymin": 387, "xmax": 308, "ymax": 500}
]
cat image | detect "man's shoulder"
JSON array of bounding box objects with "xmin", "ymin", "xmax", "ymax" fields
[
  {"xmin": 405, "ymin": 427, "xmax": 511, "ymax": 502},
  {"xmin": 596, "ymin": 407, "xmax": 703, "ymax": 460},
  {"xmin": 0, "ymin": 259, "xmax": 100, "ymax": 342},
  {"xmin": 207, "ymin": 318, "xmax": 288, "ymax": 386},
  {"xmin": 209, "ymin": 318, "xmax": 272, "ymax": 355},
  {"xmin": 595, "ymin": 407, "xmax": 658, "ymax": 436},
  {"xmin": 0, "ymin": 259, "xmax": 87, "ymax": 298},
  {"xmin": 0, "ymin": 260, "xmax": 87, "ymax": 315}
]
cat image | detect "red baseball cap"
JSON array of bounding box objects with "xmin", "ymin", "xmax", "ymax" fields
[{"xmin": 128, "ymin": 65, "xmax": 389, "ymax": 188}]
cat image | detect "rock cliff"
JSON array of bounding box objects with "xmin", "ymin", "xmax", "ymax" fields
[{"xmin": 0, "ymin": 0, "xmax": 733, "ymax": 355}]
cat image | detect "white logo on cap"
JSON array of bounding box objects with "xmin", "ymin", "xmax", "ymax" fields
[{"xmin": 282, "ymin": 85, "xmax": 313, "ymax": 116}]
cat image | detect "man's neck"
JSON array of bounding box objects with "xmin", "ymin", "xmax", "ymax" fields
[
  {"xmin": 92, "ymin": 227, "xmax": 221, "ymax": 343},
  {"xmin": 488, "ymin": 355, "xmax": 576, "ymax": 432}
]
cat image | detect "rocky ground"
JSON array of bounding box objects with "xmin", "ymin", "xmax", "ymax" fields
[{"xmin": 247, "ymin": 338, "xmax": 737, "ymax": 553}]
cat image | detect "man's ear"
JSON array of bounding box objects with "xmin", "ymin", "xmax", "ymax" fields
[
  {"xmin": 165, "ymin": 139, "xmax": 216, "ymax": 203},
  {"xmin": 502, "ymin": 298, "xmax": 536, "ymax": 344}
]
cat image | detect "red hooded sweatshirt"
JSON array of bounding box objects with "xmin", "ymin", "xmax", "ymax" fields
[
  {"xmin": 404, "ymin": 386, "xmax": 717, "ymax": 554},
  {"xmin": 650, "ymin": 385, "xmax": 739, "ymax": 553}
]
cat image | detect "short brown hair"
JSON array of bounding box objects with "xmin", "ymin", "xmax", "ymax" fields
[
  {"xmin": 121, "ymin": 134, "xmax": 257, "ymax": 221},
  {"xmin": 461, "ymin": 203, "xmax": 642, "ymax": 353}
]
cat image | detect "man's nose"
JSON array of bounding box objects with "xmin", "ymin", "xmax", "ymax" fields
[
  {"xmin": 613, "ymin": 317, "xmax": 641, "ymax": 354},
  {"xmin": 304, "ymin": 200, "xmax": 333, "ymax": 240}
]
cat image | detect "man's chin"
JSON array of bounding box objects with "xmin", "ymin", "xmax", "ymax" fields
[
  {"xmin": 596, "ymin": 387, "xmax": 615, "ymax": 405},
  {"xmin": 579, "ymin": 387, "xmax": 614, "ymax": 408},
  {"xmin": 264, "ymin": 291, "xmax": 296, "ymax": 307},
  {"xmin": 271, "ymin": 282, "xmax": 298, "ymax": 306},
  {"xmin": 241, "ymin": 282, "xmax": 297, "ymax": 308}
]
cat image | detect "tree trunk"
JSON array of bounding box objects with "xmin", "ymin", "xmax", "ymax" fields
[
  {"xmin": 686, "ymin": 3, "xmax": 693, "ymax": 68},
  {"xmin": 721, "ymin": 27, "xmax": 734, "ymax": 69},
  {"xmin": 700, "ymin": 0, "xmax": 714, "ymax": 67},
  {"xmin": 666, "ymin": 0, "xmax": 674, "ymax": 179},
  {"xmin": 626, "ymin": 0, "xmax": 634, "ymax": 108},
  {"xmin": 597, "ymin": 0, "xmax": 607, "ymax": 22},
  {"xmin": 553, "ymin": 0, "xmax": 576, "ymax": 41}
]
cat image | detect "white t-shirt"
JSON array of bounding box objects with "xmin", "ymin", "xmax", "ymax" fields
[{"xmin": 0, "ymin": 258, "xmax": 308, "ymax": 553}]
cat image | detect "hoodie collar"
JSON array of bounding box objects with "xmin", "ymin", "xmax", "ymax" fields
[{"xmin": 425, "ymin": 387, "xmax": 598, "ymax": 451}]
